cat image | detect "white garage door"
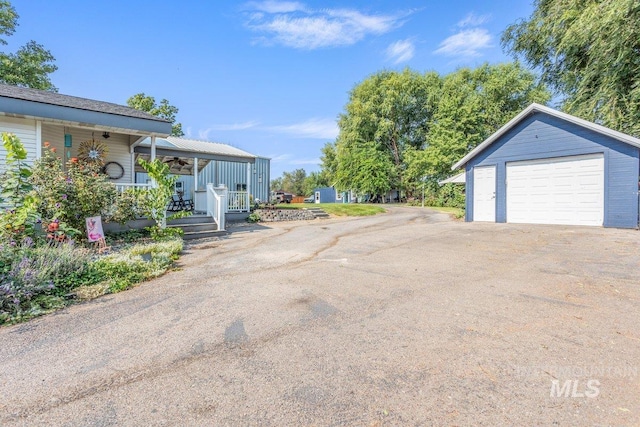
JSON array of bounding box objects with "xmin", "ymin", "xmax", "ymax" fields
[{"xmin": 506, "ymin": 154, "xmax": 604, "ymax": 226}]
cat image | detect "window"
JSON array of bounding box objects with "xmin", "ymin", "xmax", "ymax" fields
[{"xmin": 236, "ymin": 184, "xmax": 247, "ymax": 191}]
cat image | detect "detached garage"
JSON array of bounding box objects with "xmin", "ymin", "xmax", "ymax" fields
[{"xmin": 453, "ymin": 103, "xmax": 640, "ymax": 228}]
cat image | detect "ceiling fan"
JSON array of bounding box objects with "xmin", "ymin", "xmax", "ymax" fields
[{"xmin": 164, "ymin": 157, "xmax": 188, "ymax": 167}]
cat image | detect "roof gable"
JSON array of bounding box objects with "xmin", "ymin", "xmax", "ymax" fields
[{"xmin": 452, "ymin": 103, "xmax": 640, "ymax": 170}]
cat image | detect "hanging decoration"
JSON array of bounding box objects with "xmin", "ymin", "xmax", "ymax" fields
[
  {"xmin": 77, "ymin": 138, "xmax": 108, "ymax": 166},
  {"xmin": 101, "ymin": 161, "xmax": 125, "ymax": 180}
]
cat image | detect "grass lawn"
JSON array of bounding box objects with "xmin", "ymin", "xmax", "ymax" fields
[
  {"xmin": 425, "ymin": 206, "xmax": 465, "ymax": 219},
  {"xmin": 285, "ymin": 203, "xmax": 386, "ymax": 216}
]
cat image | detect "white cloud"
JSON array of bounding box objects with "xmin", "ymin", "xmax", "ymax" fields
[
  {"xmin": 386, "ymin": 39, "xmax": 415, "ymax": 64},
  {"xmin": 457, "ymin": 12, "xmax": 490, "ymax": 28},
  {"xmin": 207, "ymin": 121, "xmax": 260, "ymax": 132},
  {"xmin": 244, "ymin": 3, "xmax": 407, "ymax": 49},
  {"xmin": 267, "ymin": 118, "xmax": 338, "ymax": 139},
  {"xmin": 434, "ymin": 28, "xmax": 492, "ymax": 57},
  {"xmin": 195, "ymin": 118, "xmax": 336, "ymax": 142},
  {"xmin": 268, "ymin": 153, "xmax": 293, "ymax": 163},
  {"xmin": 196, "ymin": 121, "xmax": 259, "ymax": 140},
  {"xmin": 246, "ymin": 1, "xmax": 306, "ymax": 14}
]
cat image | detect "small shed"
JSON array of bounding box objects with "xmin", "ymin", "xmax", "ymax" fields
[
  {"xmin": 313, "ymin": 187, "xmax": 338, "ymax": 203},
  {"xmin": 452, "ymin": 103, "xmax": 640, "ymax": 228}
]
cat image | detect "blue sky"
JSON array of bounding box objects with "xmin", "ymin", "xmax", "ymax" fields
[{"xmin": 9, "ymin": 0, "xmax": 534, "ymax": 178}]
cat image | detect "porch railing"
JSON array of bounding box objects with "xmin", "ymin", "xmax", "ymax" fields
[
  {"xmin": 206, "ymin": 183, "xmax": 227, "ymax": 231},
  {"xmin": 114, "ymin": 183, "xmax": 152, "ymax": 194},
  {"xmin": 227, "ymin": 191, "xmax": 249, "ymax": 212}
]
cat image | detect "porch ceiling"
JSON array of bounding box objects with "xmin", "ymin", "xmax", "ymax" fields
[{"xmin": 134, "ymin": 153, "xmax": 211, "ymax": 175}]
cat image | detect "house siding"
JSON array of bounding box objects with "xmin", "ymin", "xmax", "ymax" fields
[
  {"xmin": 136, "ymin": 157, "xmax": 270, "ymax": 203},
  {"xmin": 40, "ymin": 124, "xmax": 133, "ymax": 183},
  {"xmin": 251, "ymin": 157, "xmax": 270, "ymax": 202},
  {"xmin": 0, "ymin": 116, "xmax": 37, "ymax": 170},
  {"xmin": 465, "ymin": 112, "xmax": 640, "ymax": 228}
]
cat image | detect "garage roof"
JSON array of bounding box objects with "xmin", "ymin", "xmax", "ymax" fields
[
  {"xmin": 438, "ymin": 172, "xmax": 465, "ymax": 185},
  {"xmin": 452, "ymin": 103, "xmax": 640, "ymax": 170}
]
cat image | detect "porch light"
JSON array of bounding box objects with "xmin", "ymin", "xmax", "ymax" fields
[{"xmin": 102, "ymin": 132, "xmax": 110, "ymax": 139}]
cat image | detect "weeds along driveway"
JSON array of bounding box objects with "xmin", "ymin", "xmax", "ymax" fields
[{"xmin": 1, "ymin": 207, "xmax": 639, "ymax": 426}]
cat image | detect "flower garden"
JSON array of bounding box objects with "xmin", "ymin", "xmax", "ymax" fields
[{"xmin": 0, "ymin": 133, "xmax": 186, "ymax": 325}]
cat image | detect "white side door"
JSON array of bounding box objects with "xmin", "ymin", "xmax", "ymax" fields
[{"xmin": 473, "ymin": 166, "xmax": 496, "ymax": 222}]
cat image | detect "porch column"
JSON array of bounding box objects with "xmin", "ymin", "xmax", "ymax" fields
[
  {"xmin": 150, "ymin": 136, "xmax": 156, "ymax": 161},
  {"xmin": 246, "ymin": 161, "xmax": 252, "ymax": 210},
  {"xmin": 131, "ymin": 152, "xmax": 135, "ymax": 182},
  {"xmin": 193, "ymin": 156, "xmax": 199, "ymax": 193}
]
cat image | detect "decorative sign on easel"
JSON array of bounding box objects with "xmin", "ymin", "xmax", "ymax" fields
[{"xmin": 86, "ymin": 216, "xmax": 109, "ymax": 253}]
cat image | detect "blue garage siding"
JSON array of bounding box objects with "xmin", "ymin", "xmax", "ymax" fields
[{"xmin": 465, "ymin": 112, "xmax": 640, "ymax": 228}]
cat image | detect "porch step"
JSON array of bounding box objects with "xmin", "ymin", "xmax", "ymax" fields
[
  {"xmin": 181, "ymin": 229, "xmax": 223, "ymax": 240},
  {"xmin": 305, "ymin": 208, "xmax": 330, "ymax": 219},
  {"xmin": 167, "ymin": 215, "xmax": 221, "ymax": 240},
  {"xmin": 167, "ymin": 214, "xmax": 213, "ymax": 226}
]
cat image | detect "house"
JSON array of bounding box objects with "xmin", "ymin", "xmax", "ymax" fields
[
  {"xmin": 134, "ymin": 137, "xmax": 270, "ymax": 214},
  {"xmin": 0, "ymin": 84, "xmax": 270, "ymax": 228},
  {"xmin": 452, "ymin": 103, "xmax": 640, "ymax": 228},
  {"xmin": 312, "ymin": 186, "xmax": 350, "ymax": 203},
  {"xmin": 0, "ymin": 84, "xmax": 171, "ymax": 183}
]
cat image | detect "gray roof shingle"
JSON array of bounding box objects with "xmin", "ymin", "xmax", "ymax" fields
[{"xmin": 0, "ymin": 84, "xmax": 170, "ymax": 123}]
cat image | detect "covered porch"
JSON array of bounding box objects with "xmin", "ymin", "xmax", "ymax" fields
[{"xmin": 131, "ymin": 137, "xmax": 257, "ymax": 217}]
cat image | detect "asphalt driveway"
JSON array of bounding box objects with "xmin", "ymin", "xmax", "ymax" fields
[{"xmin": 1, "ymin": 207, "xmax": 639, "ymax": 425}]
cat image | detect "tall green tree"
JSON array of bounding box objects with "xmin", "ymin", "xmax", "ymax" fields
[
  {"xmin": 281, "ymin": 168, "xmax": 307, "ymax": 196},
  {"xmin": 318, "ymin": 142, "xmax": 337, "ymax": 185},
  {"xmin": 0, "ymin": 1, "xmax": 57, "ymax": 91},
  {"xmin": 334, "ymin": 69, "xmax": 441, "ymax": 195},
  {"xmin": 415, "ymin": 63, "xmax": 549, "ymax": 184},
  {"xmin": 502, "ymin": 0, "xmax": 640, "ymax": 136},
  {"xmin": 270, "ymin": 177, "xmax": 282, "ymax": 192},
  {"xmin": 303, "ymin": 171, "xmax": 329, "ymax": 196},
  {"xmin": 127, "ymin": 93, "xmax": 184, "ymax": 137}
]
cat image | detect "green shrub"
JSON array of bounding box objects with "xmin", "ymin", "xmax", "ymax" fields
[
  {"xmin": 0, "ymin": 134, "xmax": 187, "ymax": 325},
  {"xmin": 137, "ymin": 158, "xmax": 181, "ymax": 230},
  {"xmin": 107, "ymin": 187, "xmax": 146, "ymax": 224},
  {"xmin": 0, "ymin": 241, "xmax": 93, "ymax": 324},
  {"xmin": 147, "ymin": 225, "xmax": 183, "ymax": 241},
  {"xmin": 0, "ymin": 133, "xmax": 41, "ymax": 245},
  {"xmin": 30, "ymin": 144, "xmax": 115, "ymax": 239},
  {"xmin": 92, "ymin": 237, "xmax": 183, "ymax": 293},
  {"xmin": 247, "ymin": 212, "xmax": 261, "ymax": 223},
  {"xmin": 411, "ymin": 183, "xmax": 466, "ymax": 209}
]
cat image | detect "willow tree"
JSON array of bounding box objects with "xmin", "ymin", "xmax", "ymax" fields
[{"xmin": 502, "ymin": 0, "xmax": 640, "ymax": 136}]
